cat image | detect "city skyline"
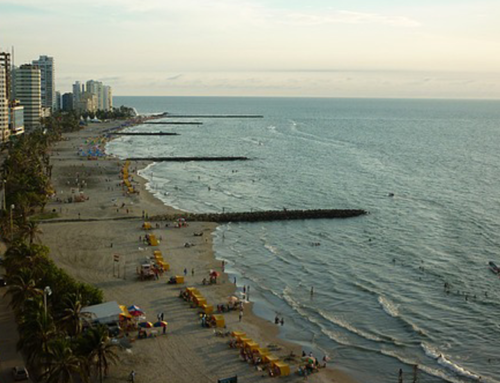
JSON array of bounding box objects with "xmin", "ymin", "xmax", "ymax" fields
[{"xmin": 1, "ymin": 0, "xmax": 500, "ymax": 98}]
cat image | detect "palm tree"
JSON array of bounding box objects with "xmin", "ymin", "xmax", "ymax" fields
[
  {"xmin": 60, "ymin": 293, "xmax": 84, "ymax": 337},
  {"xmin": 4, "ymin": 268, "xmax": 43, "ymax": 313},
  {"xmin": 23, "ymin": 220, "xmax": 43, "ymax": 244},
  {"xmin": 17, "ymin": 305, "xmax": 57, "ymax": 369},
  {"xmin": 77, "ymin": 325, "xmax": 118, "ymax": 383},
  {"xmin": 39, "ymin": 337, "xmax": 88, "ymax": 383}
]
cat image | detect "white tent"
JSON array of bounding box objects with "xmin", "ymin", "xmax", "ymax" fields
[{"xmin": 81, "ymin": 301, "xmax": 122, "ymax": 325}]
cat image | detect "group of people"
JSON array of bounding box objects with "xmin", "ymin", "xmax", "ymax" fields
[
  {"xmin": 200, "ymin": 313, "xmax": 217, "ymax": 328},
  {"xmin": 274, "ymin": 315, "xmax": 285, "ymax": 326}
]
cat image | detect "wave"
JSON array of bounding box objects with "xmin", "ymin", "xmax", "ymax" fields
[
  {"xmin": 421, "ymin": 343, "xmax": 486, "ymax": 382},
  {"xmin": 378, "ymin": 295, "xmax": 399, "ymax": 318},
  {"xmin": 264, "ymin": 244, "xmax": 278, "ymax": 255}
]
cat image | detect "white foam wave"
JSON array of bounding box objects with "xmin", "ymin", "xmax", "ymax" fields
[
  {"xmin": 378, "ymin": 295, "xmax": 399, "ymax": 318},
  {"xmin": 264, "ymin": 244, "xmax": 278, "ymax": 254},
  {"xmin": 316, "ymin": 309, "xmax": 384, "ymax": 343},
  {"xmin": 422, "ymin": 343, "xmax": 485, "ymax": 382}
]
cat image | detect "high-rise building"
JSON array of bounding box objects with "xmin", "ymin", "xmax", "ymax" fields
[
  {"xmin": 32, "ymin": 55, "xmax": 55, "ymax": 110},
  {"xmin": 0, "ymin": 52, "xmax": 12, "ymax": 101},
  {"xmin": 62, "ymin": 92, "xmax": 73, "ymax": 111},
  {"xmin": 55, "ymin": 91, "xmax": 61, "ymax": 110},
  {"xmin": 103, "ymin": 85, "xmax": 113, "ymax": 111},
  {"xmin": 0, "ymin": 66, "xmax": 9, "ymax": 142},
  {"xmin": 72, "ymin": 81, "xmax": 82, "ymax": 109},
  {"xmin": 86, "ymin": 80, "xmax": 104, "ymax": 110},
  {"xmin": 14, "ymin": 64, "xmax": 41, "ymax": 130}
]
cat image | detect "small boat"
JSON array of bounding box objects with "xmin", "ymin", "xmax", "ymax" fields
[{"xmin": 489, "ymin": 261, "xmax": 500, "ymax": 275}]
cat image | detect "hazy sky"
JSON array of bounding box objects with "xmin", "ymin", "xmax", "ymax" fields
[{"xmin": 1, "ymin": 0, "xmax": 500, "ymax": 98}]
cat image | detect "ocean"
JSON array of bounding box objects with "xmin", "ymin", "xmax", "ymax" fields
[{"xmin": 108, "ymin": 96, "xmax": 500, "ymax": 383}]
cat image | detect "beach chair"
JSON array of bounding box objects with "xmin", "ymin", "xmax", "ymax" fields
[
  {"xmin": 175, "ymin": 276, "xmax": 185, "ymax": 284},
  {"xmin": 142, "ymin": 222, "xmax": 152, "ymax": 230},
  {"xmin": 246, "ymin": 341, "xmax": 259, "ymax": 352},
  {"xmin": 149, "ymin": 235, "xmax": 159, "ymax": 246}
]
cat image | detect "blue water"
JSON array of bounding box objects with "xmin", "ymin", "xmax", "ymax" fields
[{"xmin": 109, "ymin": 96, "xmax": 500, "ymax": 383}]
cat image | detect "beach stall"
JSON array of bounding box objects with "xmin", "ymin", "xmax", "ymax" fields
[
  {"xmin": 245, "ymin": 341, "xmax": 260, "ymax": 352},
  {"xmin": 211, "ymin": 314, "xmax": 225, "ymax": 328},
  {"xmin": 257, "ymin": 348, "xmax": 270, "ymax": 357},
  {"xmin": 175, "ymin": 276, "xmax": 185, "ymax": 284},
  {"xmin": 263, "ymin": 355, "xmax": 279, "ymax": 364},
  {"xmin": 273, "ymin": 362, "xmax": 291, "ymax": 377},
  {"xmin": 193, "ymin": 295, "xmax": 207, "ymax": 307},
  {"xmin": 201, "ymin": 304, "xmax": 214, "ymax": 314},
  {"xmin": 186, "ymin": 287, "xmax": 199, "ymax": 297},
  {"xmin": 148, "ymin": 234, "xmax": 159, "ymax": 246}
]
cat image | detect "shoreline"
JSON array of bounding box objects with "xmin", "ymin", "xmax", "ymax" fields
[{"xmin": 38, "ymin": 119, "xmax": 358, "ymax": 383}]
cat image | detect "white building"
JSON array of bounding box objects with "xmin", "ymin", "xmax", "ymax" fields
[
  {"xmin": 9, "ymin": 100, "xmax": 24, "ymax": 136},
  {"xmin": 14, "ymin": 64, "xmax": 41, "ymax": 130},
  {"xmin": 32, "ymin": 55, "xmax": 55, "ymax": 110},
  {"xmin": 0, "ymin": 66, "xmax": 9, "ymax": 142}
]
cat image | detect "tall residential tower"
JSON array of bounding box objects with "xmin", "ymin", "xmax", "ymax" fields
[
  {"xmin": 14, "ymin": 64, "xmax": 41, "ymax": 130},
  {"xmin": 32, "ymin": 55, "xmax": 55, "ymax": 110}
]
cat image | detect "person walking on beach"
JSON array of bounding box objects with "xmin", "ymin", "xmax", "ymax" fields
[
  {"xmin": 191, "ymin": 268, "xmax": 194, "ymax": 277},
  {"xmin": 184, "ymin": 268, "xmax": 187, "ymax": 276},
  {"xmin": 128, "ymin": 370, "xmax": 136, "ymax": 383},
  {"xmin": 239, "ymin": 310, "xmax": 243, "ymax": 322},
  {"xmin": 280, "ymin": 317, "xmax": 284, "ymax": 326}
]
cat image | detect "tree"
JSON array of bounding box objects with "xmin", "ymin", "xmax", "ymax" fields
[
  {"xmin": 77, "ymin": 325, "xmax": 118, "ymax": 383},
  {"xmin": 39, "ymin": 337, "xmax": 88, "ymax": 383},
  {"xmin": 59, "ymin": 293, "xmax": 84, "ymax": 337},
  {"xmin": 5, "ymin": 268, "xmax": 43, "ymax": 313},
  {"xmin": 17, "ymin": 304, "xmax": 57, "ymax": 369}
]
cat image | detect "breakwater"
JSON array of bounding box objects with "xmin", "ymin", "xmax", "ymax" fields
[
  {"xmin": 127, "ymin": 156, "xmax": 249, "ymax": 162},
  {"xmin": 110, "ymin": 132, "xmax": 179, "ymax": 136},
  {"xmin": 144, "ymin": 122, "xmax": 203, "ymax": 125},
  {"xmin": 164, "ymin": 114, "xmax": 264, "ymax": 118},
  {"xmin": 151, "ymin": 209, "xmax": 368, "ymax": 223}
]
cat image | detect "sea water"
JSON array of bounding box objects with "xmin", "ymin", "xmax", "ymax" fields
[{"xmin": 107, "ymin": 96, "xmax": 500, "ymax": 383}]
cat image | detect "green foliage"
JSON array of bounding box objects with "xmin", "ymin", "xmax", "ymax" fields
[{"xmin": 81, "ymin": 105, "xmax": 135, "ymax": 120}]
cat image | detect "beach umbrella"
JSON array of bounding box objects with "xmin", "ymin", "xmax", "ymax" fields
[
  {"xmin": 128, "ymin": 305, "xmax": 142, "ymax": 312},
  {"xmin": 138, "ymin": 321, "xmax": 153, "ymax": 328},
  {"xmin": 228, "ymin": 296, "xmax": 239, "ymax": 304},
  {"xmin": 153, "ymin": 321, "xmax": 168, "ymax": 328}
]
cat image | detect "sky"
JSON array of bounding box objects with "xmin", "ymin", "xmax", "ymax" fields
[{"xmin": 1, "ymin": 0, "xmax": 500, "ymax": 98}]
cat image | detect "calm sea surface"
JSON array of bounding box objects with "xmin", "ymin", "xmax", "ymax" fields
[{"xmin": 108, "ymin": 96, "xmax": 500, "ymax": 383}]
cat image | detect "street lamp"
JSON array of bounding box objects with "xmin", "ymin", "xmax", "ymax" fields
[
  {"xmin": 43, "ymin": 286, "xmax": 52, "ymax": 317},
  {"xmin": 10, "ymin": 204, "xmax": 14, "ymax": 240}
]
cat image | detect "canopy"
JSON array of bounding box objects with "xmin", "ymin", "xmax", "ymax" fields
[
  {"xmin": 138, "ymin": 321, "xmax": 153, "ymax": 328},
  {"xmin": 81, "ymin": 301, "xmax": 121, "ymax": 325},
  {"xmin": 153, "ymin": 321, "xmax": 168, "ymax": 328}
]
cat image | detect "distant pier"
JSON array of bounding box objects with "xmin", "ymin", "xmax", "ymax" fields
[
  {"xmin": 110, "ymin": 132, "xmax": 179, "ymax": 136},
  {"xmin": 144, "ymin": 122, "xmax": 203, "ymax": 125},
  {"xmin": 126, "ymin": 156, "xmax": 249, "ymax": 162},
  {"xmin": 163, "ymin": 114, "xmax": 264, "ymax": 119},
  {"xmin": 151, "ymin": 209, "xmax": 368, "ymax": 223}
]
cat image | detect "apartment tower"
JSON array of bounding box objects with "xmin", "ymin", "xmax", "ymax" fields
[
  {"xmin": 14, "ymin": 64, "xmax": 41, "ymax": 130},
  {"xmin": 32, "ymin": 55, "xmax": 55, "ymax": 109}
]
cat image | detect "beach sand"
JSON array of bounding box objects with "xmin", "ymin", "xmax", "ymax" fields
[{"xmin": 38, "ymin": 121, "xmax": 357, "ymax": 383}]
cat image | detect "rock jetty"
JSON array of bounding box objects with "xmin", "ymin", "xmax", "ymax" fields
[{"xmin": 151, "ymin": 209, "xmax": 367, "ymax": 223}]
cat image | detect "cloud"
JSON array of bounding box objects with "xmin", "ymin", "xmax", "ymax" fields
[
  {"xmin": 166, "ymin": 74, "xmax": 183, "ymax": 81},
  {"xmin": 282, "ymin": 10, "xmax": 420, "ymax": 27}
]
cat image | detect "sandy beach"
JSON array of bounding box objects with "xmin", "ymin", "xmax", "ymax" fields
[{"xmin": 37, "ymin": 121, "xmax": 358, "ymax": 383}]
